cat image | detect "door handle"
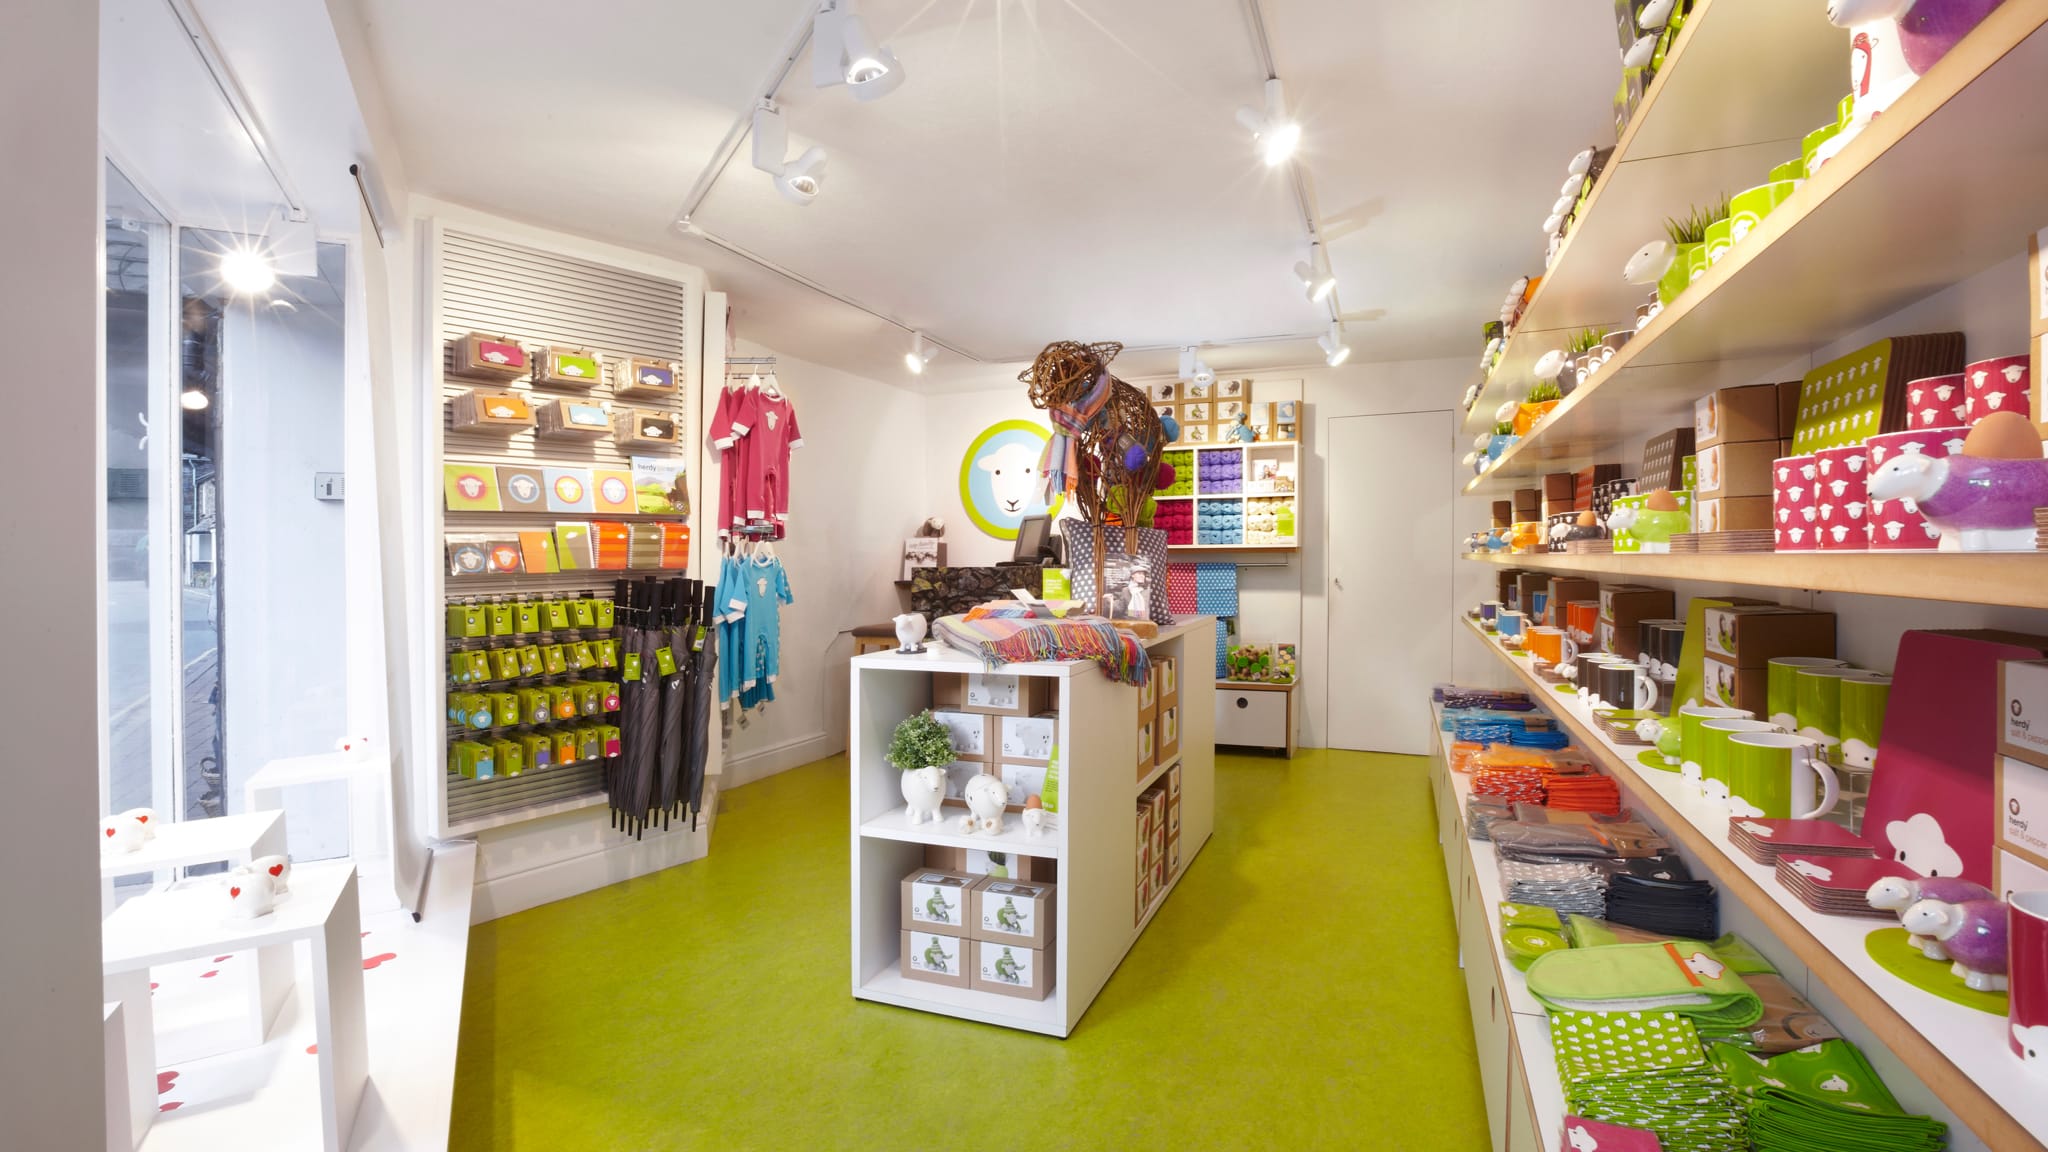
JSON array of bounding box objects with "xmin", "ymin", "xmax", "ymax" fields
[{"xmin": 1333, "ymin": 577, "xmax": 1344, "ymax": 591}]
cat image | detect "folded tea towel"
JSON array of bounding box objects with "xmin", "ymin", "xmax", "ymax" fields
[{"xmin": 1527, "ymin": 942, "xmax": 1763, "ymax": 1028}]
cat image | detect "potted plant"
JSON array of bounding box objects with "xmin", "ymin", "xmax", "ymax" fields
[
  {"xmin": 1486, "ymin": 421, "xmax": 1518, "ymax": 463},
  {"xmin": 888, "ymin": 710, "xmax": 956, "ymax": 826},
  {"xmin": 1515, "ymin": 380, "xmax": 1564, "ymax": 435},
  {"xmin": 1657, "ymin": 203, "xmax": 1717, "ymax": 306}
]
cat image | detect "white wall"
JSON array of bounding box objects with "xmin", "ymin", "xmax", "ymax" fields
[
  {"xmin": 718, "ymin": 340, "xmax": 932, "ymax": 785},
  {"xmin": 0, "ymin": 0, "xmax": 107, "ymax": 1140},
  {"xmin": 221, "ymin": 252, "xmax": 352, "ymax": 858}
]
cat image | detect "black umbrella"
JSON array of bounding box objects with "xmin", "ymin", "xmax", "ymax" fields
[
  {"xmin": 652, "ymin": 577, "xmax": 689, "ymax": 824},
  {"xmin": 685, "ymin": 580, "xmax": 718, "ymax": 827}
]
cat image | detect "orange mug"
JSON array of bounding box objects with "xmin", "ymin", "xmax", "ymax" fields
[{"xmin": 1526, "ymin": 626, "xmax": 1566, "ymax": 665}]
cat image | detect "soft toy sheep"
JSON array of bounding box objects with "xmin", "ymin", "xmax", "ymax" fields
[
  {"xmin": 1867, "ymin": 875, "xmax": 1993, "ymax": 959},
  {"xmin": 1866, "ymin": 412, "xmax": 2048, "ymax": 551},
  {"xmin": 1899, "ymin": 897, "xmax": 2010, "ymax": 991}
]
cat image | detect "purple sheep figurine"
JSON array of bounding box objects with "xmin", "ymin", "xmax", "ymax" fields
[
  {"xmin": 1899, "ymin": 897, "xmax": 2009, "ymax": 991},
  {"xmin": 1819, "ymin": 0, "xmax": 2007, "ymax": 166},
  {"xmin": 1867, "ymin": 875, "xmax": 1993, "ymax": 959},
  {"xmin": 1866, "ymin": 412, "xmax": 2048, "ymax": 552}
]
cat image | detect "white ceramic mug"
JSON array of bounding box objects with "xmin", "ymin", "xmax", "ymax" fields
[
  {"xmin": 225, "ymin": 871, "xmax": 277, "ymax": 920},
  {"xmin": 100, "ymin": 815, "xmax": 146, "ymax": 854},
  {"xmin": 249, "ymin": 854, "xmax": 292, "ymax": 896}
]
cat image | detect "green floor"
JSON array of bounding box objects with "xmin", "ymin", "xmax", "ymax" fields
[{"xmin": 452, "ymin": 748, "xmax": 1486, "ymax": 1150}]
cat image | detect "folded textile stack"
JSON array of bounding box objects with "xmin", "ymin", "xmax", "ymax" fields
[
  {"xmin": 1501, "ymin": 901, "xmax": 1569, "ymax": 970},
  {"xmin": 1772, "ymin": 855, "xmax": 1917, "ymax": 918},
  {"xmin": 1540, "ymin": 768, "xmax": 1622, "ymax": 814},
  {"xmin": 1473, "ymin": 765, "xmax": 1546, "ymax": 806},
  {"xmin": 1490, "ymin": 821, "xmax": 1669, "ymax": 861},
  {"xmin": 1702, "ymin": 971, "xmax": 1841, "ymax": 1053},
  {"xmin": 1446, "ymin": 711, "xmax": 1555, "ymax": 743},
  {"xmin": 1500, "ymin": 858, "xmax": 1607, "ymax": 916},
  {"xmin": 1604, "ymin": 872, "xmax": 1719, "ymax": 941},
  {"xmin": 1435, "ymin": 685, "xmax": 1535, "ymax": 710},
  {"xmin": 1507, "ymin": 729, "xmax": 1573, "ymax": 750},
  {"xmin": 1528, "ymin": 943, "xmax": 1762, "ymax": 1030},
  {"xmin": 1560, "ymin": 1117, "xmax": 1665, "ymax": 1151},
  {"xmin": 1726, "ymin": 818, "xmax": 1876, "ymax": 866},
  {"xmin": 1467, "ymin": 795, "xmax": 1515, "ymax": 841},
  {"xmin": 1550, "ymin": 1009, "xmax": 1747, "ymax": 1152},
  {"xmin": 1710, "ymin": 1041, "xmax": 1946, "ymax": 1151}
]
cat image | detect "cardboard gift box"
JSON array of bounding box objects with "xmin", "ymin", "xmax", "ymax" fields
[
  {"xmin": 2001, "ymin": 660, "xmax": 2048, "ymax": 771},
  {"xmin": 1156, "ymin": 705, "xmax": 1180, "ymax": 765},
  {"xmin": 1491, "ymin": 500, "xmax": 1514, "ymax": 529},
  {"xmin": 1513, "ymin": 487, "xmax": 1543, "ymax": 519},
  {"xmin": 901, "ymin": 929, "xmax": 971, "ymax": 989},
  {"xmin": 1599, "ymin": 586, "xmax": 1675, "ymax": 659},
  {"xmin": 613, "ymin": 357, "xmax": 680, "ymax": 398},
  {"xmin": 533, "ymin": 345, "xmax": 604, "ymax": 389},
  {"xmin": 933, "ymin": 673, "xmax": 1056, "ymax": 717},
  {"xmin": 533, "ymin": 397, "xmax": 612, "ymax": 439},
  {"xmin": 1138, "ymin": 673, "xmax": 1158, "ymax": 721},
  {"xmin": 1137, "ymin": 721, "xmax": 1156, "ymax": 776},
  {"xmin": 971, "ymin": 938, "xmax": 1053, "ymax": 999},
  {"xmin": 1696, "ymin": 383, "xmax": 1783, "ymax": 449},
  {"xmin": 931, "ymin": 711, "xmax": 991, "ymax": 761},
  {"xmin": 1516, "ymin": 573, "xmax": 1551, "ymax": 621},
  {"xmin": 1543, "ymin": 472, "xmax": 1576, "ymax": 503},
  {"xmin": 970, "ymin": 876, "xmax": 1057, "ymax": 949},
  {"xmin": 1640, "ymin": 427, "xmax": 1696, "ymax": 492},
  {"xmin": 1546, "ymin": 578, "xmax": 1600, "ymax": 628},
  {"xmin": 1703, "ymin": 606, "xmax": 1835, "ymax": 668},
  {"xmin": 1695, "ymin": 440, "xmax": 1778, "ymax": 500},
  {"xmin": 449, "ymin": 332, "xmax": 531, "ymax": 380},
  {"xmin": 1169, "ymin": 763, "xmax": 1182, "ymax": 800},
  {"xmin": 1702, "ymin": 657, "xmax": 1767, "ymax": 713},
  {"xmin": 613, "ymin": 408, "xmax": 679, "ymax": 448},
  {"xmin": 902, "ymin": 868, "xmax": 976, "ymax": 934},
  {"xmin": 1696, "ymin": 497, "xmax": 1773, "ymax": 534},
  {"xmin": 999, "ymin": 713, "xmax": 1057, "ymax": 765},
  {"xmin": 1158, "ymin": 657, "xmax": 1179, "ymax": 709},
  {"xmin": 450, "ymin": 389, "xmax": 536, "ymax": 432},
  {"xmin": 921, "ymin": 845, "xmax": 1054, "ymax": 882}
]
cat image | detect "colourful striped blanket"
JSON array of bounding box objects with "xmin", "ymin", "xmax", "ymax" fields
[{"xmin": 934, "ymin": 612, "xmax": 1151, "ymax": 685}]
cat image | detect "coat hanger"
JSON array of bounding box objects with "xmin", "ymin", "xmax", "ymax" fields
[{"xmin": 761, "ymin": 371, "xmax": 783, "ymax": 399}]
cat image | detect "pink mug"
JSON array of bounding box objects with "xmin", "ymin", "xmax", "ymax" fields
[{"xmin": 2015, "ymin": 891, "xmax": 2048, "ymax": 1068}]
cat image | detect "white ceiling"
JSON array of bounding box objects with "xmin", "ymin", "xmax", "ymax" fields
[{"xmin": 358, "ymin": 0, "xmax": 1619, "ymax": 390}]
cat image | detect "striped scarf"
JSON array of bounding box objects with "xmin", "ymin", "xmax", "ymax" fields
[{"xmin": 1038, "ymin": 370, "xmax": 1115, "ymax": 504}]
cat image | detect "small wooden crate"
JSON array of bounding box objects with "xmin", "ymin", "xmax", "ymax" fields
[
  {"xmin": 534, "ymin": 398, "xmax": 613, "ymax": 439},
  {"xmin": 448, "ymin": 332, "xmax": 530, "ymax": 381},
  {"xmin": 450, "ymin": 389, "xmax": 536, "ymax": 433},
  {"xmin": 614, "ymin": 358, "xmax": 681, "ymax": 398},
  {"xmin": 613, "ymin": 408, "xmax": 678, "ymax": 447},
  {"xmin": 533, "ymin": 346, "xmax": 605, "ymax": 389}
]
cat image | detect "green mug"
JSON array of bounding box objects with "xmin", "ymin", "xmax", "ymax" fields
[
  {"xmin": 1801, "ymin": 122, "xmax": 1841, "ymax": 175},
  {"xmin": 1839, "ymin": 672, "xmax": 1892, "ymax": 770},
  {"xmin": 1656, "ymin": 704, "xmax": 1750, "ymax": 789},
  {"xmin": 1729, "ymin": 181, "xmax": 1797, "ymax": 243},
  {"xmin": 1686, "ymin": 241, "xmax": 1711, "ymax": 283},
  {"xmin": 1795, "ymin": 667, "xmax": 1858, "ymax": 749},
  {"xmin": 1705, "ymin": 218, "xmax": 1732, "ymax": 265},
  {"xmin": 1767, "ymin": 159, "xmax": 1806, "ymax": 184},
  {"xmin": 1699, "ymin": 718, "xmax": 1783, "ymax": 805},
  {"xmin": 1728, "ymin": 732, "xmax": 1839, "ymax": 820},
  {"xmin": 1767, "ymin": 657, "xmax": 1847, "ymax": 730}
]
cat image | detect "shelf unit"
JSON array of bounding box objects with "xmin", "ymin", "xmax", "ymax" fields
[
  {"xmin": 1464, "ymin": 1, "xmax": 2048, "ymax": 492},
  {"xmin": 1157, "ymin": 441, "xmax": 1299, "ymax": 552},
  {"xmin": 1461, "ymin": 549, "xmax": 2048, "ymax": 611},
  {"xmin": 1460, "ymin": 615, "xmax": 2046, "ymax": 1152},
  {"xmin": 848, "ymin": 620, "xmax": 1215, "ymax": 1037}
]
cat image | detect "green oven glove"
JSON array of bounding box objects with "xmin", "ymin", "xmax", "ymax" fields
[{"xmin": 1527, "ymin": 942, "xmax": 1763, "ymax": 1029}]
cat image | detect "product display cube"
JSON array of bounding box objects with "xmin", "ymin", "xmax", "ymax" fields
[
  {"xmin": 971, "ymin": 877, "xmax": 1056, "ymax": 949},
  {"xmin": 901, "ymin": 869, "xmax": 975, "ymax": 934},
  {"xmin": 932, "ymin": 672, "xmax": 1056, "ymax": 717},
  {"xmin": 901, "ymin": 929, "xmax": 971, "ymax": 989}
]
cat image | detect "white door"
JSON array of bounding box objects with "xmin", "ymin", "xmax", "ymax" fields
[{"xmin": 1327, "ymin": 411, "xmax": 1453, "ymax": 754}]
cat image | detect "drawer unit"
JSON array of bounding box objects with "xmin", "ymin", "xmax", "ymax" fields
[{"xmin": 1215, "ymin": 683, "xmax": 1292, "ymax": 751}]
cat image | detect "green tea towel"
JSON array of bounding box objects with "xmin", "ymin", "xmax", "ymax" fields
[
  {"xmin": 1550, "ymin": 1010, "xmax": 1706, "ymax": 1084},
  {"xmin": 1710, "ymin": 1041, "xmax": 1898, "ymax": 1112},
  {"xmin": 1748, "ymin": 1088, "xmax": 1946, "ymax": 1152},
  {"xmin": 1527, "ymin": 942, "xmax": 1763, "ymax": 1028},
  {"xmin": 1501, "ymin": 902, "xmax": 1569, "ymax": 970}
]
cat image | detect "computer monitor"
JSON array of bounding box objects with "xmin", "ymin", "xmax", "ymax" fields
[{"xmin": 1012, "ymin": 515, "xmax": 1058, "ymax": 564}]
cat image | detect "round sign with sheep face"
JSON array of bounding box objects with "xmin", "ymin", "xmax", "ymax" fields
[{"xmin": 959, "ymin": 420, "xmax": 1066, "ymax": 539}]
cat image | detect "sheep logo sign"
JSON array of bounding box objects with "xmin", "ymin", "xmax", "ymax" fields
[{"xmin": 959, "ymin": 420, "xmax": 1065, "ymax": 539}]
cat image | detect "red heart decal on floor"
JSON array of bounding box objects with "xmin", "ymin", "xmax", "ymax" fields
[
  {"xmin": 159, "ymin": 1102, "xmax": 182, "ymax": 1113},
  {"xmin": 363, "ymin": 952, "xmax": 398, "ymax": 971},
  {"xmin": 268, "ymin": 864, "xmax": 283, "ymax": 877},
  {"xmin": 229, "ymin": 887, "xmax": 241, "ymax": 898},
  {"xmin": 199, "ymin": 970, "xmax": 219, "ymax": 979},
  {"xmin": 157, "ymin": 1071, "xmax": 179, "ymax": 1094},
  {"xmin": 105, "ymin": 828, "xmax": 116, "ymax": 837}
]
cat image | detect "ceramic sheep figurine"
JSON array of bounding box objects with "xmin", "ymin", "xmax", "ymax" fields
[
  {"xmin": 1866, "ymin": 412, "xmax": 2048, "ymax": 551},
  {"xmin": 1867, "ymin": 875, "xmax": 1993, "ymax": 959},
  {"xmin": 901, "ymin": 766, "xmax": 947, "ymax": 826},
  {"xmin": 1899, "ymin": 897, "xmax": 2010, "ymax": 991},
  {"xmin": 962, "ymin": 773, "xmax": 1008, "ymax": 835},
  {"xmin": 1818, "ymin": 0, "xmax": 2007, "ymax": 166}
]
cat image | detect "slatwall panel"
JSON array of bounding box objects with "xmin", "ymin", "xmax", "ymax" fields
[{"xmin": 439, "ymin": 230, "xmax": 689, "ymax": 826}]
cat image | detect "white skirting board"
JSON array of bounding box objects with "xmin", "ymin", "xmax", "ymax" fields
[
  {"xmin": 468, "ymin": 782, "xmax": 718, "ymax": 923},
  {"xmin": 723, "ymin": 729, "xmax": 837, "ymax": 788}
]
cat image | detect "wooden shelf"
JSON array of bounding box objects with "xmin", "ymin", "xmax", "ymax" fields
[
  {"xmin": 1461, "ymin": 616, "xmax": 2048, "ymax": 1152},
  {"xmin": 1463, "ymin": 0, "xmax": 1851, "ymax": 434},
  {"xmin": 1465, "ymin": 2, "xmax": 2048, "ymax": 488},
  {"xmin": 1460, "ymin": 548, "xmax": 2048, "ymax": 610}
]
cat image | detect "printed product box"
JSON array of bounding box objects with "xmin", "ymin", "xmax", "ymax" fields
[
  {"xmin": 2000, "ymin": 660, "xmax": 2048, "ymax": 771},
  {"xmin": 998, "ymin": 713, "xmax": 1057, "ymax": 765},
  {"xmin": 1696, "ymin": 383, "xmax": 1784, "ymax": 449},
  {"xmin": 1600, "ymin": 585, "xmax": 1675, "ymax": 630},
  {"xmin": 1491, "ymin": 500, "xmax": 1514, "ymax": 529},
  {"xmin": 971, "ymin": 938, "xmax": 1054, "ymax": 1000},
  {"xmin": 901, "ymin": 929, "xmax": 970, "ymax": 989},
  {"xmin": 1516, "ymin": 574, "xmax": 1551, "ymax": 621},
  {"xmin": 1702, "ymin": 657, "xmax": 1767, "ymax": 714},
  {"xmin": 1157, "ymin": 705, "xmax": 1180, "ymax": 765},
  {"xmin": 1998, "ymin": 756, "xmax": 2048, "ymax": 870},
  {"xmin": 1696, "ymin": 440, "xmax": 1780, "ymax": 500},
  {"xmin": 1138, "ymin": 722, "xmax": 1156, "ymax": 778},
  {"xmin": 1169, "ymin": 763, "xmax": 1182, "ymax": 800},
  {"xmin": 998, "ymin": 762, "xmax": 1049, "ymax": 809},
  {"xmin": 940, "ymin": 760, "xmax": 985, "ymax": 804},
  {"xmin": 1152, "ymin": 853, "xmax": 1170, "ymax": 890},
  {"xmin": 932, "ymin": 672, "xmax": 1055, "ymax": 717},
  {"xmin": 1150, "ymin": 820, "xmax": 1168, "ymax": 863},
  {"xmin": 1168, "ymin": 832, "xmax": 1182, "ymax": 874},
  {"xmin": 970, "ymin": 876, "xmax": 1057, "ymax": 949},
  {"xmin": 1138, "ymin": 673, "xmax": 1158, "ymax": 721},
  {"xmin": 1543, "ymin": 472, "xmax": 1576, "ymax": 502},
  {"xmin": 1159, "ymin": 657, "xmax": 1179, "ymax": 708},
  {"xmin": 930, "ymin": 710, "xmax": 990, "ymax": 762},
  {"xmin": 1168, "ymin": 792, "xmax": 1182, "ymax": 837},
  {"xmin": 1545, "ymin": 578, "xmax": 1600, "ymax": 628},
  {"xmin": 1695, "ymin": 496, "xmax": 1774, "ymax": 534},
  {"xmin": 922, "ymin": 845, "xmax": 1054, "ymax": 882},
  {"xmin": 1702, "ymin": 606, "xmax": 1834, "ymax": 668},
  {"xmin": 902, "ymin": 868, "xmax": 976, "ymax": 933}
]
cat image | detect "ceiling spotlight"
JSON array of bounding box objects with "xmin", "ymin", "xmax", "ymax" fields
[
  {"xmin": 180, "ymin": 388, "xmax": 210, "ymax": 411},
  {"xmin": 1179, "ymin": 347, "xmax": 1214, "ymax": 385},
  {"xmin": 813, "ymin": 0, "xmax": 905, "ymax": 102},
  {"xmin": 1294, "ymin": 243, "xmax": 1337, "ymax": 304},
  {"xmin": 1318, "ymin": 324, "xmax": 1352, "ymax": 368},
  {"xmin": 1236, "ymin": 78, "xmax": 1300, "ymax": 168},
  {"xmin": 751, "ymin": 103, "xmax": 829, "ymax": 206},
  {"xmin": 219, "ymin": 246, "xmax": 275, "ymax": 295},
  {"xmin": 905, "ymin": 332, "xmax": 936, "ymax": 375}
]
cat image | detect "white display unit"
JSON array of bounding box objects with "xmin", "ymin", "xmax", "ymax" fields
[
  {"xmin": 849, "ymin": 619, "xmax": 1215, "ymax": 1036},
  {"xmin": 1158, "ymin": 441, "xmax": 1300, "ymax": 552}
]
